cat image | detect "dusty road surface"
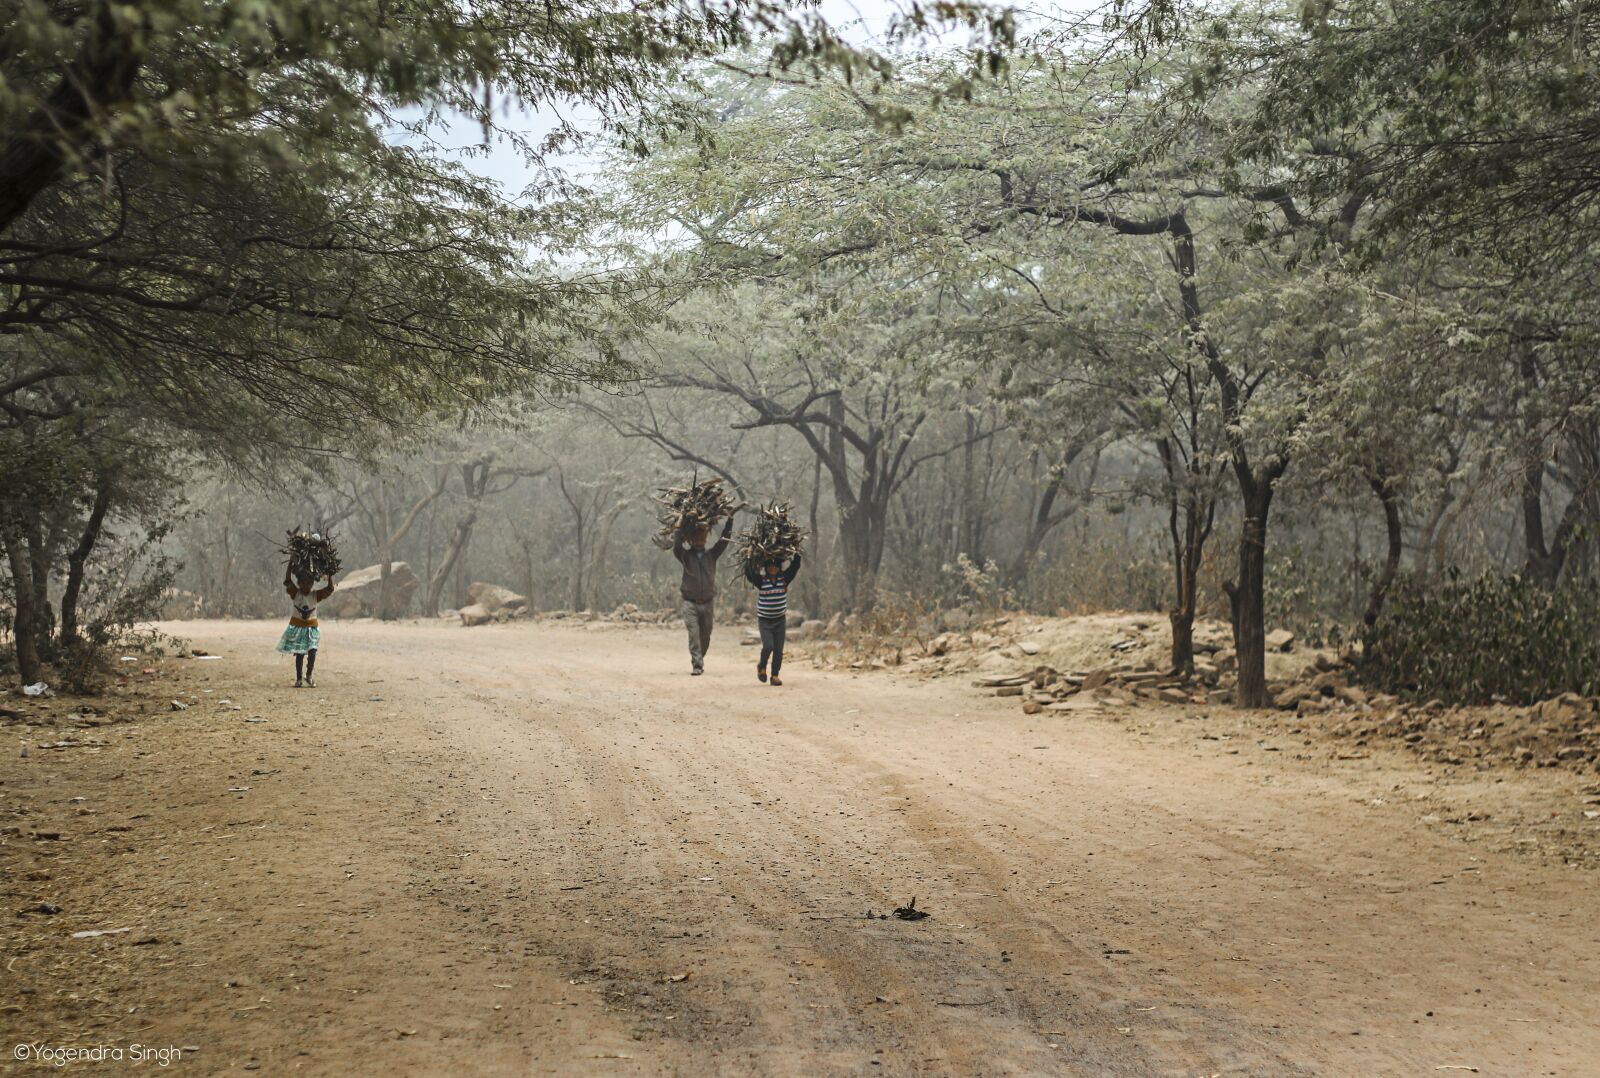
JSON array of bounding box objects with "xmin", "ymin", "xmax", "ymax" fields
[{"xmin": 4, "ymin": 619, "xmax": 1599, "ymax": 1076}]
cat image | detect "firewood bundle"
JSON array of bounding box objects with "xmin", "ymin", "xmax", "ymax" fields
[
  {"xmin": 653, "ymin": 477, "xmax": 737, "ymax": 548},
  {"xmin": 281, "ymin": 529, "xmax": 342, "ymax": 580},
  {"xmin": 735, "ymin": 501, "xmax": 806, "ymax": 573}
]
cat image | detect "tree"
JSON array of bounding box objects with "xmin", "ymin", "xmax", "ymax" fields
[
  {"xmin": 603, "ymin": 284, "xmax": 993, "ymax": 611},
  {"xmin": 1, "ymin": 401, "xmax": 183, "ymax": 679},
  {"xmin": 347, "ymin": 465, "xmax": 451, "ymax": 619},
  {"xmin": 609, "ymin": 58, "xmax": 1329, "ymax": 698}
]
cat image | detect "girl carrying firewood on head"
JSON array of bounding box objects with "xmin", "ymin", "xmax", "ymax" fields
[{"xmin": 276, "ymin": 531, "xmax": 339, "ymax": 687}]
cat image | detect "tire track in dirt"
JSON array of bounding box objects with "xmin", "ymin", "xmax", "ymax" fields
[
  {"xmin": 420, "ymin": 636, "xmax": 1302, "ymax": 1075},
  {"xmin": 51, "ymin": 619, "xmax": 1589, "ymax": 1077}
]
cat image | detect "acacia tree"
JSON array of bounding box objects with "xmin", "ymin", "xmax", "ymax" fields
[
  {"xmin": 611, "ymin": 61, "xmax": 1306, "ymax": 696},
  {"xmin": 0, "ymin": 0, "xmax": 1020, "ymax": 673},
  {"xmin": 603, "ymin": 284, "xmax": 994, "ymax": 611},
  {"xmin": 346, "ymin": 464, "xmax": 451, "ymax": 619},
  {"xmin": 0, "ymin": 406, "xmax": 182, "ymax": 681},
  {"xmin": 1181, "ymin": 0, "xmax": 1600, "ymax": 590}
]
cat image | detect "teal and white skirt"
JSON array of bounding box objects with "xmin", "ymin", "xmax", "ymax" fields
[{"xmin": 276, "ymin": 625, "xmax": 321, "ymax": 655}]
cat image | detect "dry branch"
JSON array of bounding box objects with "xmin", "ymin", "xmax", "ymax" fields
[
  {"xmin": 281, "ymin": 528, "xmax": 342, "ymax": 579},
  {"xmin": 653, "ymin": 477, "xmax": 737, "ymax": 549},
  {"xmin": 735, "ymin": 501, "xmax": 805, "ymax": 573}
]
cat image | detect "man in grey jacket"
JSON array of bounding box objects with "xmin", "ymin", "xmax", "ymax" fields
[{"xmin": 674, "ymin": 516, "xmax": 734, "ymax": 674}]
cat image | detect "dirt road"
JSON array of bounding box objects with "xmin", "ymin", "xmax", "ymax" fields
[{"xmin": 4, "ymin": 619, "xmax": 1598, "ymax": 1076}]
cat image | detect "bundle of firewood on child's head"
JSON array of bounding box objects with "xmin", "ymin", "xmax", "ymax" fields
[
  {"xmin": 736, "ymin": 501, "xmax": 806, "ymax": 573},
  {"xmin": 653, "ymin": 477, "xmax": 738, "ymax": 548},
  {"xmin": 282, "ymin": 528, "xmax": 342, "ymax": 581}
]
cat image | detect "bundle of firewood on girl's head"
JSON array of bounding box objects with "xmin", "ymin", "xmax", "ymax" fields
[
  {"xmin": 736, "ymin": 501, "xmax": 806, "ymax": 576},
  {"xmin": 281, "ymin": 528, "xmax": 341, "ymax": 591},
  {"xmin": 653, "ymin": 476, "xmax": 738, "ymax": 550}
]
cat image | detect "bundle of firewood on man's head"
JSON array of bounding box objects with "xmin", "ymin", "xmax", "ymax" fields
[
  {"xmin": 653, "ymin": 477, "xmax": 738, "ymax": 549},
  {"xmin": 282, "ymin": 528, "xmax": 342, "ymax": 581},
  {"xmin": 736, "ymin": 501, "xmax": 806, "ymax": 573}
]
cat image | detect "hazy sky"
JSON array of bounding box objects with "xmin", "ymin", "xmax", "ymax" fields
[{"xmin": 403, "ymin": 1, "xmax": 1099, "ymax": 196}]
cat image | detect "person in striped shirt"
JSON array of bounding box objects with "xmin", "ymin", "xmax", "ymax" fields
[{"xmin": 744, "ymin": 554, "xmax": 802, "ymax": 685}]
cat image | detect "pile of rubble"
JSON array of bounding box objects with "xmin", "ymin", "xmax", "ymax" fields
[
  {"xmin": 457, "ymin": 602, "xmax": 682, "ymax": 626},
  {"xmin": 968, "ymin": 622, "xmax": 1600, "ymax": 777},
  {"xmin": 978, "ymin": 645, "xmax": 1384, "ymax": 715},
  {"xmin": 1317, "ymin": 696, "xmax": 1600, "ymax": 774},
  {"xmin": 976, "ymin": 663, "xmax": 1224, "ymax": 714},
  {"xmin": 604, "ymin": 603, "xmax": 679, "ymax": 625}
]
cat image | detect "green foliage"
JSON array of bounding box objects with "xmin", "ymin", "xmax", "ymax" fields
[
  {"xmin": 1262, "ymin": 540, "xmax": 1363, "ymax": 649},
  {"xmin": 1361, "ymin": 572, "xmax": 1600, "ymax": 705},
  {"xmin": 940, "ymin": 553, "xmax": 1014, "ymax": 615},
  {"xmin": 43, "ymin": 537, "xmax": 179, "ymax": 694}
]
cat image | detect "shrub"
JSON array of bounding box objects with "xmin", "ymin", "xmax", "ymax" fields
[
  {"xmin": 56, "ymin": 538, "xmax": 179, "ymax": 693},
  {"xmin": 1361, "ymin": 571, "xmax": 1600, "ymax": 705}
]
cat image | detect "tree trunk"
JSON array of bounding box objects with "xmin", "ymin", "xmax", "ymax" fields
[
  {"xmin": 375, "ymin": 479, "xmax": 393, "ymax": 621},
  {"xmin": 1010, "ymin": 472, "xmax": 1062, "ymax": 587},
  {"xmin": 570, "ymin": 518, "xmax": 586, "ymax": 612},
  {"xmin": 423, "ymin": 461, "xmax": 492, "ymax": 617},
  {"xmin": 803, "ymin": 455, "xmax": 823, "ymax": 617},
  {"xmin": 1226, "ymin": 478, "xmax": 1275, "ymax": 708},
  {"xmin": 1159, "ymin": 435, "xmax": 1214, "ymax": 677},
  {"xmin": 960, "ymin": 412, "xmax": 977, "ymax": 556},
  {"xmin": 375, "ymin": 470, "xmax": 447, "ymax": 620},
  {"xmin": 1168, "ymin": 503, "xmax": 1210, "ymax": 677},
  {"xmin": 839, "ymin": 494, "xmax": 889, "ymax": 613},
  {"xmin": 1169, "ymin": 610, "xmax": 1194, "ymax": 675},
  {"xmin": 1363, "ymin": 467, "xmax": 1404, "ymax": 629},
  {"xmin": 3, "ymin": 526, "xmax": 42, "ymax": 683},
  {"xmin": 519, "ymin": 539, "xmax": 537, "ymax": 612},
  {"xmin": 589, "ymin": 506, "xmax": 624, "ymax": 611},
  {"xmin": 1521, "ymin": 457, "xmax": 1563, "ymax": 585},
  {"xmin": 838, "ymin": 505, "xmax": 871, "ymax": 611},
  {"xmin": 424, "ymin": 513, "xmax": 476, "ymax": 617},
  {"xmin": 378, "ymin": 554, "xmax": 392, "ymax": 619},
  {"xmin": 59, "ymin": 473, "xmax": 114, "ymax": 645},
  {"xmin": 23, "ymin": 515, "xmax": 56, "ymax": 660}
]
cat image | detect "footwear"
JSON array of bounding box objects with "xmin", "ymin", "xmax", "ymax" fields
[
  {"xmin": 770, "ymin": 675, "xmax": 783, "ymax": 686},
  {"xmin": 691, "ymin": 667, "xmax": 703, "ymax": 676},
  {"xmin": 305, "ymin": 676, "xmax": 315, "ymax": 688},
  {"xmin": 757, "ymin": 666, "xmax": 768, "ymax": 683},
  {"xmin": 294, "ymin": 678, "xmax": 303, "ymax": 688}
]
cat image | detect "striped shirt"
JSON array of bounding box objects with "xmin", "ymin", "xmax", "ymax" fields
[
  {"xmin": 746, "ymin": 555, "xmax": 801, "ymax": 621},
  {"xmin": 756, "ymin": 576, "xmax": 789, "ymax": 619}
]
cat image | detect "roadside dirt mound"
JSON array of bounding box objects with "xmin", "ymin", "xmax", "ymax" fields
[
  {"xmin": 879, "ymin": 611, "xmax": 1600, "ymax": 783},
  {"xmin": 1319, "ymin": 696, "xmax": 1600, "ymax": 777},
  {"xmin": 898, "ymin": 611, "xmax": 1325, "ymax": 682}
]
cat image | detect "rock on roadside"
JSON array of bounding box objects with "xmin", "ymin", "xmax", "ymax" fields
[
  {"xmin": 466, "ymin": 582, "xmax": 529, "ymax": 615},
  {"xmin": 323, "ymin": 563, "xmax": 419, "ymax": 619}
]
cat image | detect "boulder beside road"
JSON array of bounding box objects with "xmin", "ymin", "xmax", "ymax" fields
[
  {"xmin": 323, "ymin": 562, "xmax": 418, "ymax": 619},
  {"xmin": 467, "ymin": 582, "xmax": 529, "ymax": 614}
]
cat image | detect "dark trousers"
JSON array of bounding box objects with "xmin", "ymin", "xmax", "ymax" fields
[
  {"xmin": 681, "ymin": 599, "xmax": 713, "ymax": 670},
  {"xmin": 758, "ymin": 616, "xmax": 786, "ymax": 676}
]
